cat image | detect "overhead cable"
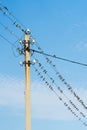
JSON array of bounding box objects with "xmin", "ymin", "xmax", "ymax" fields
[
  {"xmin": 0, "ymin": 33, "xmax": 16, "ymax": 47},
  {"xmin": 30, "ymin": 44, "xmax": 87, "ymax": 110},
  {"xmin": 30, "ymin": 49, "xmax": 87, "ymax": 67},
  {"xmin": 32, "ymin": 65, "xmax": 87, "ymax": 126},
  {"xmin": 0, "ymin": 5, "xmax": 28, "ymax": 34},
  {"xmin": 0, "ymin": 22, "xmax": 20, "ymax": 39},
  {"xmin": 32, "ymin": 57, "xmax": 87, "ymax": 119}
]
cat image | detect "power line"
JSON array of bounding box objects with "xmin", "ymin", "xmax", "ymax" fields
[
  {"xmin": 30, "ymin": 44, "xmax": 87, "ymax": 110},
  {"xmin": 2, "ymin": 4, "xmax": 86, "ymax": 67},
  {"xmin": 1, "ymin": 3, "xmax": 87, "ymax": 127},
  {"xmin": 0, "ymin": 22, "xmax": 20, "ymax": 39},
  {"xmin": 1, "ymin": 3, "xmax": 87, "ymax": 67},
  {"xmin": 0, "ymin": 33, "xmax": 25, "ymax": 57},
  {"xmin": 30, "ymin": 49, "xmax": 87, "ymax": 67},
  {"xmin": 44, "ymin": 56, "xmax": 87, "ymax": 110},
  {"xmin": 0, "ymin": 33, "xmax": 16, "ymax": 47},
  {"xmin": 0, "ymin": 5, "xmax": 27, "ymax": 34},
  {"xmin": 32, "ymin": 57, "xmax": 87, "ymax": 119},
  {"xmin": 0, "ymin": 4, "xmax": 27, "ymax": 29},
  {"xmin": 32, "ymin": 65, "xmax": 87, "ymax": 126}
]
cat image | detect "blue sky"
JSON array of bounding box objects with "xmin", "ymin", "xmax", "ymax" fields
[{"xmin": 0, "ymin": 0, "xmax": 87, "ymax": 130}]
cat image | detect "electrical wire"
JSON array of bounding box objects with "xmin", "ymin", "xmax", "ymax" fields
[
  {"xmin": 0, "ymin": 22, "xmax": 20, "ymax": 39},
  {"xmin": 0, "ymin": 33, "xmax": 16, "ymax": 47},
  {"xmin": 45, "ymin": 57, "xmax": 87, "ymax": 110},
  {"xmin": 0, "ymin": 5, "xmax": 27, "ymax": 34},
  {"xmin": 30, "ymin": 49, "xmax": 87, "ymax": 67},
  {"xmin": 30, "ymin": 44, "xmax": 87, "ymax": 110},
  {"xmin": 0, "ymin": 4, "xmax": 27, "ymax": 29},
  {"xmin": 1, "ymin": 3, "xmax": 87, "ymax": 124},
  {"xmin": 1, "ymin": 3, "xmax": 87, "ymax": 67},
  {"xmin": 0, "ymin": 33, "xmax": 25, "ymax": 57},
  {"xmin": 32, "ymin": 56, "xmax": 87, "ymax": 119},
  {"xmin": 32, "ymin": 65, "xmax": 87, "ymax": 126}
]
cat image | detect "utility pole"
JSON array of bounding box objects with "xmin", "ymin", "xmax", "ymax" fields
[{"xmin": 24, "ymin": 33, "xmax": 31, "ymax": 130}]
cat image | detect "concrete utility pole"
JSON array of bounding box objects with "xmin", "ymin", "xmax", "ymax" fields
[{"xmin": 24, "ymin": 34, "xmax": 31, "ymax": 130}]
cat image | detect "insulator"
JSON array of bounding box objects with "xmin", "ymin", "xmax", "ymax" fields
[
  {"xmin": 19, "ymin": 61, "xmax": 24, "ymax": 66},
  {"xmin": 19, "ymin": 50, "xmax": 23, "ymax": 55},
  {"xmin": 26, "ymin": 28, "xmax": 31, "ymax": 34},
  {"xmin": 19, "ymin": 39, "xmax": 23, "ymax": 44},
  {"xmin": 32, "ymin": 39, "xmax": 35, "ymax": 44}
]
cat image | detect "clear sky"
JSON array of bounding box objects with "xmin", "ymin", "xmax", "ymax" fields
[{"xmin": 0, "ymin": 0, "xmax": 87, "ymax": 130}]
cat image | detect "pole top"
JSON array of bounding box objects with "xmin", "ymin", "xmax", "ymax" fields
[{"xmin": 25, "ymin": 34, "xmax": 30, "ymax": 43}]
